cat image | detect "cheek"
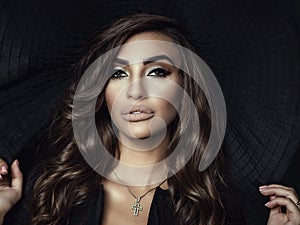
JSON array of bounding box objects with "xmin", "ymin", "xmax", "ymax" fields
[
  {"xmin": 167, "ymin": 102, "xmax": 178, "ymax": 121},
  {"xmin": 156, "ymin": 100, "xmax": 178, "ymax": 125},
  {"xmin": 159, "ymin": 87, "xmax": 182, "ymax": 111},
  {"xmin": 148, "ymin": 76, "xmax": 182, "ymax": 103},
  {"xmin": 105, "ymin": 81, "xmax": 128, "ymax": 112},
  {"xmin": 104, "ymin": 87, "xmax": 117, "ymax": 113}
]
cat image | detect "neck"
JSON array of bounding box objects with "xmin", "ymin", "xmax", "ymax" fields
[
  {"xmin": 107, "ymin": 132, "xmax": 170, "ymax": 186},
  {"xmin": 117, "ymin": 132, "xmax": 170, "ymax": 166}
]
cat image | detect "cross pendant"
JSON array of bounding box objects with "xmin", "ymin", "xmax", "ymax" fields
[{"xmin": 131, "ymin": 197, "xmax": 143, "ymax": 216}]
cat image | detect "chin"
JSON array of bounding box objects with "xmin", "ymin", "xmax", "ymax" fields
[
  {"xmin": 126, "ymin": 127, "xmax": 152, "ymax": 140},
  {"xmin": 117, "ymin": 121, "xmax": 168, "ymax": 142}
]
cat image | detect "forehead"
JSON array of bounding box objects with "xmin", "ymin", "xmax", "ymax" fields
[{"xmin": 116, "ymin": 32, "xmax": 181, "ymax": 66}]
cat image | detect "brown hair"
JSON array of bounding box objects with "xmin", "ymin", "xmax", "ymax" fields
[{"xmin": 30, "ymin": 14, "xmax": 225, "ymax": 225}]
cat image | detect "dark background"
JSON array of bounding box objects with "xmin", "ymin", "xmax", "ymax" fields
[{"xmin": 0, "ymin": 0, "xmax": 299, "ymax": 224}]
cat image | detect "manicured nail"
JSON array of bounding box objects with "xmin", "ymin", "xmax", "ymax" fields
[
  {"xmin": 265, "ymin": 201, "xmax": 270, "ymax": 206},
  {"xmin": 259, "ymin": 185, "xmax": 268, "ymax": 190},
  {"xmin": 1, "ymin": 166, "xmax": 8, "ymax": 174}
]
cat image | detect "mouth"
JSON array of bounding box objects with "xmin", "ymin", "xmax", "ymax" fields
[{"xmin": 121, "ymin": 105, "xmax": 154, "ymax": 122}]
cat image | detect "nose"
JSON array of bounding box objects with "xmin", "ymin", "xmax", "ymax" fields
[{"xmin": 126, "ymin": 78, "xmax": 147, "ymax": 100}]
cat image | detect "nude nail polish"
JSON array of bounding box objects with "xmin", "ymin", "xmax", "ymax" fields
[
  {"xmin": 1, "ymin": 166, "xmax": 7, "ymax": 174},
  {"xmin": 264, "ymin": 201, "xmax": 270, "ymax": 206},
  {"xmin": 259, "ymin": 185, "xmax": 268, "ymax": 190}
]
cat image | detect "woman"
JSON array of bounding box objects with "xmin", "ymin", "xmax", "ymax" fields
[{"xmin": 0, "ymin": 14, "xmax": 300, "ymax": 225}]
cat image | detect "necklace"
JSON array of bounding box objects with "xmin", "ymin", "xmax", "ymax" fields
[{"xmin": 113, "ymin": 171, "xmax": 166, "ymax": 216}]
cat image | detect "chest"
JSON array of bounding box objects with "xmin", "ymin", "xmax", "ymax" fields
[
  {"xmin": 68, "ymin": 185, "xmax": 174, "ymax": 225},
  {"xmin": 101, "ymin": 187, "xmax": 155, "ymax": 225}
]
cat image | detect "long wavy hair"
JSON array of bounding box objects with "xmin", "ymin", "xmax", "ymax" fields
[{"xmin": 30, "ymin": 14, "xmax": 225, "ymax": 225}]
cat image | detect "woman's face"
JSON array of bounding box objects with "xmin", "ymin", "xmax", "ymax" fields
[{"xmin": 105, "ymin": 32, "xmax": 182, "ymax": 141}]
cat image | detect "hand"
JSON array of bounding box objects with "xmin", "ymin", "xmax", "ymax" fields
[
  {"xmin": 259, "ymin": 184, "xmax": 300, "ymax": 225},
  {"xmin": 0, "ymin": 160, "xmax": 23, "ymax": 224},
  {"xmin": 0, "ymin": 158, "xmax": 8, "ymax": 181}
]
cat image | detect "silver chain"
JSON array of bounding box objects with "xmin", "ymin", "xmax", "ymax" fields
[{"xmin": 113, "ymin": 171, "xmax": 166, "ymax": 200}]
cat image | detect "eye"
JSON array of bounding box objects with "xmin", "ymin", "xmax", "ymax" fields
[
  {"xmin": 147, "ymin": 68, "xmax": 171, "ymax": 78},
  {"xmin": 111, "ymin": 69, "xmax": 128, "ymax": 79}
]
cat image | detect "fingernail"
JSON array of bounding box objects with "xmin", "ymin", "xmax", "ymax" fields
[
  {"xmin": 265, "ymin": 201, "xmax": 270, "ymax": 206},
  {"xmin": 15, "ymin": 159, "xmax": 19, "ymax": 167},
  {"xmin": 0, "ymin": 174, "xmax": 2, "ymax": 180},
  {"xmin": 1, "ymin": 166, "xmax": 8, "ymax": 174},
  {"xmin": 259, "ymin": 185, "xmax": 268, "ymax": 190}
]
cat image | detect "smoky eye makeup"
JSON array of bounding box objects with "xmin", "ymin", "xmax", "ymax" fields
[
  {"xmin": 110, "ymin": 60, "xmax": 176, "ymax": 79},
  {"xmin": 146, "ymin": 66, "xmax": 172, "ymax": 78},
  {"xmin": 145, "ymin": 61, "xmax": 175, "ymax": 76},
  {"xmin": 110, "ymin": 68, "xmax": 128, "ymax": 79}
]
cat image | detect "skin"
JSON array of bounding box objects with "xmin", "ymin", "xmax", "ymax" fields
[
  {"xmin": 0, "ymin": 32, "xmax": 299, "ymax": 225},
  {"xmin": 102, "ymin": 32, "xmax": 180, "ymax": 225},
  {"xmin": 105, "ymin": 32, "xmax": 181, "ymax": 166},
  {"xmin": 0, "ymin": 160, "xmax": 22, "ymax": 224},
  {"xmin": 0, "ymin": 159, "xmax": 8, "ymax": 181},
  {"xmin": 259, "ymin": 184, "xmax": 300, "ymax": 225}
]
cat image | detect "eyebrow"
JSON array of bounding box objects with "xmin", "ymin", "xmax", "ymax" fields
[{"xmin": 114, "ymin": 55, "xmax": 175, "ymax": 66}]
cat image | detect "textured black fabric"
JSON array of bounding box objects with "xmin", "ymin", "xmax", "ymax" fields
[{"xmin": 0, "ymin": 0, "xmax": 299, "ymax": 224}]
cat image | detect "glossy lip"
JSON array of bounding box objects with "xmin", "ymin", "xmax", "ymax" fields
[{"xmin": 121, "ymin": 105, "xmax": 154, "ymax": 122}]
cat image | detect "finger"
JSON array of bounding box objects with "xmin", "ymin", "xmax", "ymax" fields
[
  {"xmin": 267, "ymin": 196, "xmax": 286, "ymax": 217},
  {"xmin": 0, "ymin": 174, "xmax": 10, "ymax": 188},
  {"xmin": 261, "ymin": 184, "xmax": 294, "ymax": 191},
  {"xmin": 265, "ymin": 197, "xmax": 300, "ymax": 216},
  {"xmin": 269, "ymin": 205, "xmax": 282, "ymax": 217},
  {"xmin": 260, "ymin": 186, "xmax": 299, "ymax": 204},
  {"xmin": 0, "ymin": 158, "xmax": 8, "ymax": 176},
  {"xmin": 11, "ymin": 160, "xmax": 23, "ymax": 195}
]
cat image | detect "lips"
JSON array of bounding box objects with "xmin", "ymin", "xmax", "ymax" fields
[{"xmin": 121, "ymin": 105, "xmax": 154, "ymax": 122}]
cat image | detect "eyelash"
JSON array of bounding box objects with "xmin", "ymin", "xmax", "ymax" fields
[
  {"xmin": 110, "ymin": 68, "xmax": 171, "ymax": 80},
  {"xmin": 111, "ymin": 70, "xmax": 127, "ymax": 79},
  {"xmin": 148, "ymin": 68, "xmax": 172, "ymax": 77}
]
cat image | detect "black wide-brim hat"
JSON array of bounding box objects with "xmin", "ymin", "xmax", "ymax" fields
[{"xmin": 0, "ymin": 0, "xmax": 299, "ymax": 210}]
